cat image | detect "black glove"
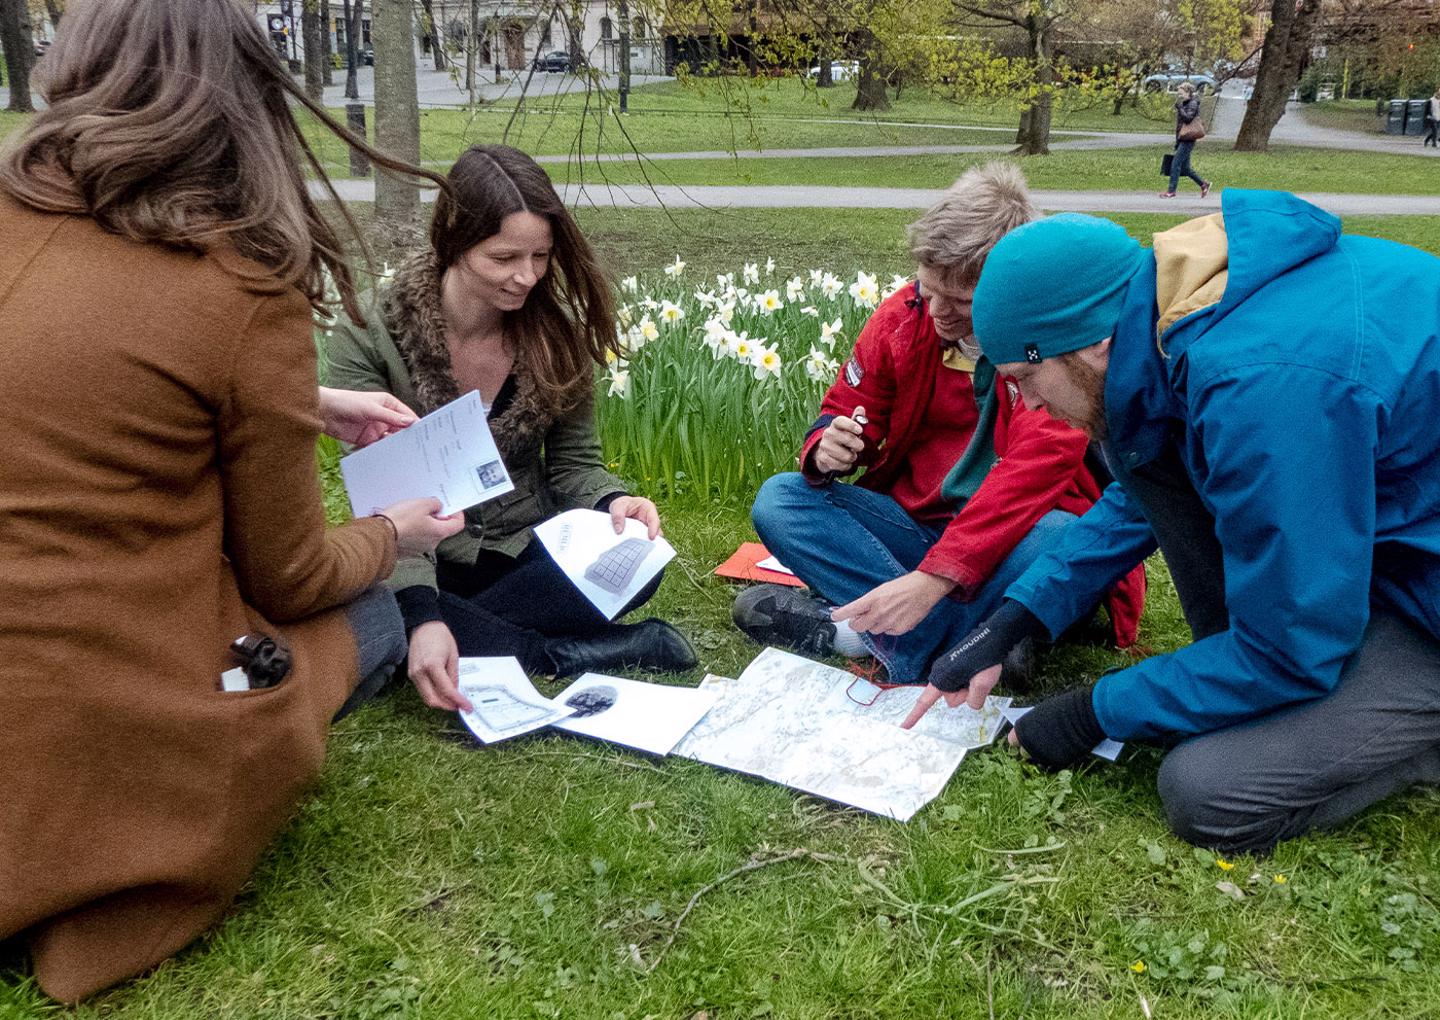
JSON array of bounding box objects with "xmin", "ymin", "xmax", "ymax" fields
[
  {"xmin": 928, "ymin": 599, "xmax": 1046, "ymax": 693},
  {"xmin": 1012, "ymin": 686, "xmax": 1106, "ymax": 771}
]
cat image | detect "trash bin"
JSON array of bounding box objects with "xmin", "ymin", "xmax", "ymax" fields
[
  {"xmin": 1407, "ymin": 99, "xmax": 1430, "ymax": 135},
  {"xmin": 1386, "ymin": 99, "xmax": 1408, "ymax": 134}
]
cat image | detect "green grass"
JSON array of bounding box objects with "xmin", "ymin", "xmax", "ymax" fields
[
  {"xmin": 6, "ymin": 208, "xmax": 1440, "ymax": 1017},
  {"xmin": 5, "ymin": 502, "xmax": 1438, "ymax": 1018},
  {"xmin": 549, "ymin": 144, "xmax": 1440, "ymax": 195},
  {"xmin": 1302, "ymin": 99, "xmax": 1387, "ymax": 135}
]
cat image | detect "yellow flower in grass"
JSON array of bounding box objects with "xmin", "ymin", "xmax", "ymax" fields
[
  {"xmin": 1273, "ymin": 874, "xmax": 1288, "ymax": 884},
  {"xmin": 1216, "ymin": 858, "xmax": 1235, "ymax": 871},
  {"xmin": 1130, "ymin": 960, "xmax": 1147, "ymax": 974},
  {"xmin": 663, "ymin": 255, "xmax": 686, "ymax": 278}
]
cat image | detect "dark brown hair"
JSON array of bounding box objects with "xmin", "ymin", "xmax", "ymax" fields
[
  {"xmin": 431, "ymin": 145, "xmax": 619, "ymax": 410},
  {"xmin": 0, "ymin": 0, "xmax": 447, "ymax": 321}
]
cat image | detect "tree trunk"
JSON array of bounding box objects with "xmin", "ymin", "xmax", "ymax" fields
[
  {"xmin": 302, "ymin": 0, "xmax": 325, "ymax": 104},
  {"xmin": 373, "ymin": 0, "xmax": 422, "ymax": 248},
  {"xmin": 1013, "ymin": 16, "xmax": 1052, "ymax": 155},
  {"xmin": 817, "ymin": 43, "xmax": 833, "ymax": 88},
  {"xmin": 0, "ymin": 0, "xmax": 35, "ymax": 113},
  {"xmin": 343, "ymin": 0, "xmax": 361, "ymax": 100},
  {"xmin": 420, "ymin": 0, "xmax": 445, "ymax": 71},
  {"xmin": 617, "ymin": 0, "xmax": 630, "ymax": 112},
  {"xmin": 852, "ymin": 31, "xmax": 889, "ymax": 111},
  {"xmin": 466, "ymin": 0, "xmax": 478, "ymax": 93},
  {"xmin": 746, "ymin": 1, "xmax": 758, "ymax": 78},
  {"xmin": 1234, "ymin": 0, "xmax": 1323, "ymax": 152},
  {"xmin": 321, "ymin": 0, "xmax": 334, "ymax": 85}
]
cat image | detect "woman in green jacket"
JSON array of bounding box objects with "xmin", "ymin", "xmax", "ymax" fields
[{"xmin": 328, "ymin": 145, "xmax": 695, "ymax": 712}]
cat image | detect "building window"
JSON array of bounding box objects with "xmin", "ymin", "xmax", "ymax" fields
[
  {"xmin": 541, "ymin": 22, "xmax": 552, "ymax": 47},
  {"xmin": 633, "ymin": 17, "xmax": 645, "ymax": 40},
  {"xmin": 600, "ymin": 16, "xmax": 612, "ymax": 40}
]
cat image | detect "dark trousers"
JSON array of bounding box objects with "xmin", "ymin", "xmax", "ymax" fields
[
  {"xmin": 436, "ymin": 542, "xmax": 662, "ymax": 672},
  {"xmin": 1425, "ymin": 118, "xmax": 1438, "ymax": 147},
  {"xmin": 1167, "ymin": 140, "xmax": 1205, "ymax": 192},
  {"xmin": 1116, "ymin": 443, "xmax": 1440, "ymax": 853}
]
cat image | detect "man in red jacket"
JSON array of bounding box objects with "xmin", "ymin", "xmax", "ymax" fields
[{"xmin": 738, "ymin": 163, "xmax": 1146, "ymax": 683}]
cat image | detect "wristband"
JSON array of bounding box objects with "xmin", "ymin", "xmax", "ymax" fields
[
  {"xmin": 374, "ymin": 512, "xmax": 399, "ymax": 547},
  {"xmin": 928, "ymin": 599, "xmax": 1046, "ymax": 693}
]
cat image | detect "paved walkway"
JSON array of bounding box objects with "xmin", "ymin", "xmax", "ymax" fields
[{"xmin": 319, "ymin": 177, "xmax": 1440, "ymax": 216}]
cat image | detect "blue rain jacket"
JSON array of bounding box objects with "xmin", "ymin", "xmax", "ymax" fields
[{"xmin": 1006, "ymin": 189, "xmax": 1440, "ymax": 740}]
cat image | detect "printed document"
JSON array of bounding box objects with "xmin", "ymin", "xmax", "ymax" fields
[
  {"xmin": 341, "ymin": 390, "xmax": 513, "ymax": 517},
  {"xmin": 552, "ymin": 674, "xmax": 719, "ymax": 756},
  {"xmin": 457, "ymin": 657, "xmax": 572, "ymax": 744},
  {"xmin": 533, "ymin": 509, "xmax": 676, "ymax": 619}
]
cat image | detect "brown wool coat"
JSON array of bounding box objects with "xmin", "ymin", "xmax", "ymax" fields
[{"xmin": 0, "ymin": 195, "xmax": 397, "ymax": 1002}]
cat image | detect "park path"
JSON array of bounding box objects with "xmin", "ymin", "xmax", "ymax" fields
[{"xmin": 318, "ymin": 177, "xmax": 1440, "ymax": 216}]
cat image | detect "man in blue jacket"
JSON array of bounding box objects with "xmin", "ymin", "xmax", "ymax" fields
[{"xmin": 904, "ymin": 191, "xmax": 1440, "ymax": 853}]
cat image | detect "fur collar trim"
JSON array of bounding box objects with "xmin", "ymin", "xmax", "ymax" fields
[{"xmin": 381, "ymin": 250, "xmax": 552, "ymax": 465}]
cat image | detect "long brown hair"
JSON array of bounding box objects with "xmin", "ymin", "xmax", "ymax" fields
[
  {"xmin": 0, "ymin": 0, "xmax": 445, "ymax": 321},
  {"xmin": 431, "ymin": 145, "xmax": 619, "ymax": 410}
]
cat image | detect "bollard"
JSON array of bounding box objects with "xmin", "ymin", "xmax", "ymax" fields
[{"xmin": 346, "ymin": 103, "xmax": 370, "ymax": 177}]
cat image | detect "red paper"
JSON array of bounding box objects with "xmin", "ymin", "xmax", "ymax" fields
[{"xmin": 714, "ymin": 542, "xmax": 807, "ymax": 588}]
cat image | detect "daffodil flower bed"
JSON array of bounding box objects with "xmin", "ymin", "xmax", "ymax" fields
[{"xmin": 596, "ymin": 257, "xmax": 910, "ymax": 505}]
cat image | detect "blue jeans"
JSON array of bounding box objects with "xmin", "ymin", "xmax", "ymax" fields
[
  {"xmin": 751, "ymin": 473, "xmax": 1075, "ymax": 683},
  {"xmin": 1168, "ymin": 140, "xmax": 1205, "ymax": 193}
]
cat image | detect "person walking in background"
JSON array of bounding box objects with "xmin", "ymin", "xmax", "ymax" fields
[
  {"xmin": 1161, "ymin": 82, "xmax": 1211, "ymax": 198},
  {"xmin": 1424, "ymin": 88, "xmax": 1439, "ymax": 148}
]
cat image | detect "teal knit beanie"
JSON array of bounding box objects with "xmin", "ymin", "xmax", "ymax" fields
[{"xmin": 973, "ymin": 213, "xmax": 1146, "ymax": 366}]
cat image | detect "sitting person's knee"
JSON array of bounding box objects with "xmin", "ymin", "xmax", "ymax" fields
[
  {"xmin": 1157, "ymin": 743, "xmax": 1287, "ymax": 854},
  {"xmin": 751, "ymin": 472, "xmax": 809, "ymax": 535}
]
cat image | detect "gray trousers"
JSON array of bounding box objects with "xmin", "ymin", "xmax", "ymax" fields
[
  {"xmin": 1119, "ymin": 443, "xmax": 1440, "ymax": 853},
  {"xmin": 334, "ymin": 586, "xmax": 408, "ymax": 722}
]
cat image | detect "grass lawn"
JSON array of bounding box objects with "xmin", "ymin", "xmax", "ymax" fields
[
  {"xmin": 1302, "ymin": 99, "xmax": 1387, "ymax": 135},
  {"xmin": 548, "ymin": 144, "xmax": 1440, "ymax": 196},
  {"xmin": 5, "ymin": 206, "xmax": 1440, "ymax": 1017}
]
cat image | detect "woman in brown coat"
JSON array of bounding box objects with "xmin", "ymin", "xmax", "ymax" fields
[{"xmin": 0, "ymin": 0, "xmax": 461, "ymax": 1002}]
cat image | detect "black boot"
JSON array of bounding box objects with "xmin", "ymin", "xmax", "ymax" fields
[{"xmin": 544, "ymin": 619, "xmax": 698, "ymax": 678}]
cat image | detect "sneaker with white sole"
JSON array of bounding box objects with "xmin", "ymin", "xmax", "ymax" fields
[{"xmin": 732, "ymin": 584, "xmax": 837, "ymax": 656}]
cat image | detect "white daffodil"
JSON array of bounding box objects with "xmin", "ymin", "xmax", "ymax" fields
[
  {"xmin": 850, "ymin": 270, "xmax": 880, "ymax": 307},
  {"xmin": 702, "ymin": 318, "xmax": 728, "ymax": 355},
  {"xmin": 620, "ymin": 275, "xmax": 639, "ymax": 294},
  {"xmin": 663, "ymin": 255, "xmax": 686, "ymax": 278},
  {"xmin": 809, "ymin": 268, "xmax": 824, "ymax": 287},
  {"xmin": 885, "ymin": 273, "xmax": 911, "ymax": 298},
  {"xmin": 756, "ymin": 289, "xmax": 783, "ymax": 314},
  {"xmin": 735, "ymin": 286, "xmax": 750, "ymax": 302},
  {"xmin": 820, "ymin": 317, "xmax": 844, "ymax": 348},
  {"xmin": 716, "ymin": 272, "xmax": 734, "ymax": 290},
  {"xmin": 799, "ymin": 305, "xmax": 820, "ymax": 317},
  {"xmin": 764, "ymin": 257, "xmax": 776, "ymax": 276},
  {"xmin": 606, "ymin": 367, "xmax": 631, "ymax": 398},
  {"xmin": 693, "ymin": 288, "xmax": 717, "ymax": 308},
  {"xmin": 805, "ymin": 346, "xmax": 839, "ymax": 381},
  {"xmin": 786, "ymin": 276, "xmax": 805, "ymax": 301},
  {"xmin": 659, "ymin": 300, "xmax": 685, "ymax": 325},
  {"xmin": 730, "ymin": 331, "xmax": 755, "ymax": 362},
  {"xmin": 638, "ymin": 316, "xmax": 660, "ymax": 343},
  {"xmin": 752, "ymin": 343, "xmax": 783, "ymax": 380},
  {"xmin": 716, "ymin": 301, "xmax": 736, "ymax": 326},
  {"xmin": 617, "ymin": 303, "xmax": 635, "ymax": 327},
  {"xmin": 742, "ymin": 262, "xmax": 760, "ymax": 285},
  {"xmin": 639, "ymin": 296, "xmax": 660, "ymax": 312},
  {"xmin": 820, "ymin": 272, "xmax": 843, "ymax": 299}
]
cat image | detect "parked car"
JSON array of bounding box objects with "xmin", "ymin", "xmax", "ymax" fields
[
  {"xmin": 807, "ymin": 59, "xmax": 858, "ymax": 82},
  {"xmin": 533, "ymin": 50, "xmax": 575, "ymax": 73},
  {"xmin": 1142, "ymin": 72, "xmax": 1218, "ymax": 95}
]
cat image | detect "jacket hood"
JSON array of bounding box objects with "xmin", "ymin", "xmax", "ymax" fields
[{"xmin": 1153, "ymin": 189, "xmax": 1342, "ymax": 344}]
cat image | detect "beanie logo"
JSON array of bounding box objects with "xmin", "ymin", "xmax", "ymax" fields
[{"xmin": 1024, "ymin": 343, "xmax": 1041, "ymax": 364}]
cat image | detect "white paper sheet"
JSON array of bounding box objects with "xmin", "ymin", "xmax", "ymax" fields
[
  {"xmin": 755, "ymin": 555, "xmax": 795, "ymax": 576},
  {"xmin": 1001, "ymin": 705, "xmax": 1124, "ymax": 761},
  {"xmin": 341, "ymin": 390, "xmax": 513, "ymax": 518},
  {"xmin": 456, "ymin": 657, "xmax": 572, "ymax": 744},
  {"xmin": 672, "ymin": 648, "xmax": 1010, "ymax": 821},
  {"xmin": 533, "ymin": 509, "xmax": 676, "ymax": 619},
  {"xmin": 552, "ymin": 674, "xmax": 720, "ymax": 756}
]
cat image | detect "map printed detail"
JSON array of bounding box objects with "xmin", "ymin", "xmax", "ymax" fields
[{"xmin": 673, "ymin": 648, "xmax": 1011, "ymax": 821}]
